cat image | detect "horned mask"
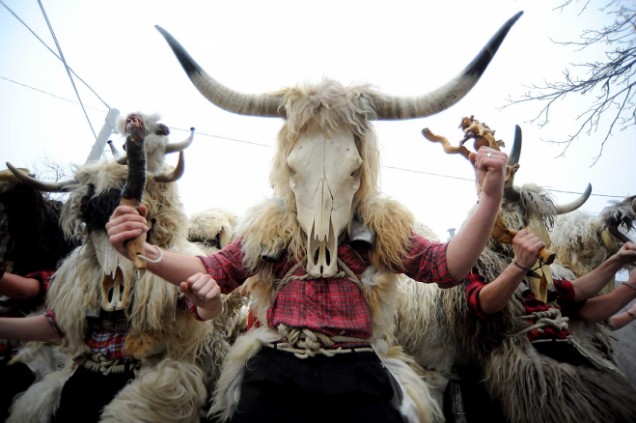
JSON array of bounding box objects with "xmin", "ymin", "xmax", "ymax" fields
[
  {"xmin": 287, "ymin": 130, "xmax": 362, "ymax": 276},
  {"xmin": 154, "ymin": 12, "xmax": 523, "ymax": 276}
]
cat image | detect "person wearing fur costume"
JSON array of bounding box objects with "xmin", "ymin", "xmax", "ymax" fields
[
  {"xmin": 0, "ymin": 113, "xmax": 227, "ymax": 423},
  {"xmin": 455, "ymin": 213, "xmax": 636, "ymax": 422},
  {"xmin": 107, "ymin": 115, "xmax": 511, "ymax": 423},
  {"xmin": 108, "ymin": 150, "xmax": 507, "ymax": 423}
]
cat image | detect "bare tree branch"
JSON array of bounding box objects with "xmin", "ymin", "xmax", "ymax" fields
[{"xmin": 504, "ymin": 1, "xmax": 635, "ymax": 165}]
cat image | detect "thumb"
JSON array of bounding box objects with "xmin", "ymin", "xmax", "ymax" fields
[{"xmin": 179, "ymin": 281, "xmax": 193, "ymax": 298}]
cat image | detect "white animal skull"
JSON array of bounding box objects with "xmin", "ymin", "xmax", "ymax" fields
[{"xmin": 287, "ymin": 130, "xmax": 362, "ymax": 277}]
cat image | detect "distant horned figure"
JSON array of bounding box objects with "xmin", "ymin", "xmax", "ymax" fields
[{"xmin": 551, "ymin": 195, "xmax": 636, "ymax": 293}]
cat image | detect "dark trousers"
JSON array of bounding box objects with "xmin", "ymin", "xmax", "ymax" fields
[
  {"xmin": 226, "ymin": 347, "xmax": 405, "ymax": 423},
  {"xmin": 52, "ymin": 365, "xmax": 135, "ymax": 423},
  {"xmin": 0, "ymin": 361, "xmax": 36, "ymax": 421}
]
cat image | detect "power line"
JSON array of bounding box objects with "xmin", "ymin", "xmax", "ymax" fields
[
  {"xmin": 0, "ymin": 0, "xmax": 110, "ymax": 110},
  {"xmin": 37, "ymin": 0, "xmax": 96, "ymax": 138},
  {"xmin": 169, "ymin": 129, "xmax": 629, "ymax": 200},
  {"xmin": 0, "ymin": 72, "xmax": 628, "ymax": 200},
  {"xmin": 0, "ymin": 75, "xmax": 106, "ymax": 112}
]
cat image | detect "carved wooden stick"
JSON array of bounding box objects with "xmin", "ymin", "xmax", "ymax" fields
[
  {"xmin": 424, "ymin": 117, "xmax": 555, "ymax": 266},
  {"xmin": 492, "ymin": 213, "xmax": 555, "ymax": 265},
  {"xmin": 121, "ymin": 114, "xmax": 148, "ymax": 269}
]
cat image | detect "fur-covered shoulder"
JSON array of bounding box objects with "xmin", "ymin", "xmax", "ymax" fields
[
  {"xmin": 359, "ymin": 196, "xmax": 415, "ymax": 270},
  {"xmin": 236, "ymin": 197, "xmax": 300, "ymax": 272}
]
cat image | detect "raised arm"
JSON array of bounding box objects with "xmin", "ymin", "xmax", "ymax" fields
[
  {"xmin": 445, "ymin": 147, "xmax": 507, "ymax": 281},
  {"xmin": 474, "ymin": 229, "xmax": 544, "ymax": 314}
]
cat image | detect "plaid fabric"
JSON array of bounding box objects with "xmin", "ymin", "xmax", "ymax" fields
[
  {"xmin": 201, "ymin": 234, "xmax": 454, "ymax": 340},
  {"xmin": 401, "ymin": 235, "xmax": 453, "ymax": 287},
  {"xmin": 44, "ymin": 296, "xmax": 199, "ymax": 360},
  {"xmin": 23, "ymin": 270, "xmax": 54, "ymax": 301},
  {"xmin": 465, "ymin": 272, "xmax": 579, "ymax": 342}
]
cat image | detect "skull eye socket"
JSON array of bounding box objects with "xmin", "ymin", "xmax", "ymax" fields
[{"xmin": 349, "ymin": 158, "xmax": 362, "ymax": 179}]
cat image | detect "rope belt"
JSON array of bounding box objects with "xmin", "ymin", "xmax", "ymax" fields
[
  {"xmin": 513, "ymin": 308, "xmax": 569, "ymax": 336},
  {"xmin": 267, "ymin": 325, "xmax": 373, "ymax": 359},
  {"xmin": 511, "ymin": 308, "xmax": 615, "ymax": 371},
  {"xmin": 81, "ymin": 353, "xmax": 141, "ymax": 376},
  {"xmin": 266, "ymin": 256, "xmax": 371, "ymax": 359}
]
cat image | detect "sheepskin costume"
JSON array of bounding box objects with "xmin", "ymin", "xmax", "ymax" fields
[
  {"xmin": 209, "ymin": 196, "xmax": 444, "ymax": 423},
  {"xmin": 8, "ymin": 114, "xmax": 225, "ymax": 423},
  {"xmin": 444, "ymin": 184, "xmax": 636, "ymax": 423}
]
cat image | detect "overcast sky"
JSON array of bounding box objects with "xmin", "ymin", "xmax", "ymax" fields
[{"xmin": 1, "ymin": 0, "xmax": 634, "ymax": 240}]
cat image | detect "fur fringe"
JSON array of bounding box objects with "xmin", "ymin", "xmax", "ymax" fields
[
  {"xmin": 100, "ymin": 358, "xmax": 207, "ymax": 423},
  {"xmin": 7, "ymin": 366, "xmax": 73, "ymax": 423}
]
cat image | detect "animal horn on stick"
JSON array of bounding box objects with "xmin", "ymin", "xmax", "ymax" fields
[
  {"xmin": 120, "ymin": 114, "xmax": 149, "ymax": 269},
  {"xmin": 422, "ymin": 116, "xmax": 555, "ymax": 264}
]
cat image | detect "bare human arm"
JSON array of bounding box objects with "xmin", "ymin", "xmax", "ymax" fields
[
  {"xmin": 576, "ymin": 267, "xmax": 636, "ymax": 324},
  {"xmin": 106, "ymin": 204, "xmax": 221, "ymax": 321},
  {"xmin": 0, "ymin": 314, "xmax": 61, "ymax": 343},
  {"xmin": 445, "ymin": 147, "xmax": 507, "ymax": 282},
  {"xmin": 475, "ymin": 229, "xmax": 545, "ymax": 314},
  {"xmin": 0, "ymin": 272, "xmax": 41, "ymax": 300},
  {"xmin": 570, "ymin": 242, "xmax": 636, "ymax": 302},
  {"xmin": 607, "ymin": 300, "xmax": 636, "ymax": 331}
]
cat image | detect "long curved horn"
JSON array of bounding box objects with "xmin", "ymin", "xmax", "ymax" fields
[
  {"xmin": 555, "ymin": 183, "xmax": 592, "ymax": 215},
  {"xmin": 503, "ymin": 124, "xmax": 522, "ymax": 201},
  {"xmin": 0, "ymin": 167, "xmax": 31, "ymax": 183},
  {"xmin": 155, "ymin": 26, "xmax": 284, "ymax": 118},
  {"xmin": 152, "ymin": 151, "xmax": 185, "ymax": 183},
  {"xmin": 371, "ymin": 11, "xmax": 523, "ymax": 119},
  {"xmin": 508, "ymin": 125, "xmax": 522, "ymax": 166},
  {"xmin": 166, "ymin": 127, "xmax": 195, "ymax": 154},
  {"xmin": 5, "ymin": 162, "xmax": 76, "ymax": 192}
]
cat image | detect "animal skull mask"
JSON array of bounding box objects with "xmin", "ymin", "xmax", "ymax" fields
[
  {"xmin": 287, "ymin": 130, "xmax": 362, "ymax": 277},
  {"xmin": 154, "ymin": 12, "xmax": 524, "ymax": 276}
]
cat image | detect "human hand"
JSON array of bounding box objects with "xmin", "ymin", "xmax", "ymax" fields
[
  {"xmin": 469, "ymin": 147, "xmax": 507, "ymax": 202},
  {"xmin": 105, "ymin": 204, "xmax": 150, "ymax": 259},
  {"xmin": 613, "ymin": 242, "xmax": 636, "ymax": 267},
  {"xmin": 180, "ymin": 272, "xmax": 222, "ymax": 317},
  {"xmin": 511, "ymin": 229, "xmax": 545, "ymax": 270}
]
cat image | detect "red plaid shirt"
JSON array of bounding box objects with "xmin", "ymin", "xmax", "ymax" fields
[
  {"xmin": 44, "ymin": 296, "xmax": 201, "ymax": 361},
  {"xmin": 465, "ymin": 272, "xmax": 581, "ymax": 342},
  {"xmin": 199, "ymin": 234, "xmax": 453, "ymax": 341}
]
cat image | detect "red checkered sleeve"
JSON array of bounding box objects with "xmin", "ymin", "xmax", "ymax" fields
[
  {"xmin": 43, "ymin": 309, "xmax": 66, "ymax": 338},
  {"xmin": 464, "ymin": 271, "xmax": 501, "ymax": 320},
  {"xmin": 553, "ymin": 278, "xmax": 585, "ymax": 317},
  {"xmin": 24, "ymin": 270, "xmax": 55, "ymax": 297},
  {"xmin": 198, "ymin": 238, "xmax": 250, "ymax": 294},
  {"xmin": 401, "ymin": 234, "xmax": 455, "ymax": 288}
]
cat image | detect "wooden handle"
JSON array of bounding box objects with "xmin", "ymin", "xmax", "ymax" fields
[
  {"xmin": 492, "ymin": 213, "xmax": 555, "ymax": 266},
  {"xmin": 119, "ymin": 197, "xmax": 147, "ymax": 269}
]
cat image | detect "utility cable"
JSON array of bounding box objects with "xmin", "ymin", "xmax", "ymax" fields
[
  {"xmin": 0, "ymin": 0, "xmax": 110, "ymax": 110},
  {"xmin": 37, "ymin": 0, "xmax": 97, "ymax": 139}
]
